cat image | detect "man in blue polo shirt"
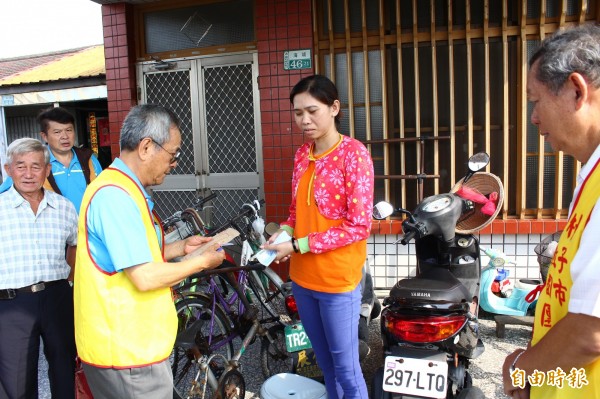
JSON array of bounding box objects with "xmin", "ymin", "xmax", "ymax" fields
[{"xmin": 0, "ymin": 107, "xmax": 102, "ymax": 212}]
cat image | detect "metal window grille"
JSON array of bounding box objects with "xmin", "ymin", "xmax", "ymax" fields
[
  {"xmin": 145, "ymin": 70, "xmax": 194, "ymax": 176},
  {"xmin": 203, "ymin": 64, "xmax": 257, "ymax": 174},
  {"xmin": 314, "ymin": 0, "xmax": 594, "ymax": 217}
]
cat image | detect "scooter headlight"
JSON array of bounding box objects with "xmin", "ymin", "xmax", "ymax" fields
[{"xmin": 492, "ymin": 257, "xmax": 505, "ymax": 267}]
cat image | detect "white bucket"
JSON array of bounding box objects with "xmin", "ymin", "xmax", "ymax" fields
[{"xmin": 260, "ymin": 373, "xmax": 327, "ymax": 399}]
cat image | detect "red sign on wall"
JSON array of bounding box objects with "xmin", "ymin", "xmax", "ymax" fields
[{"xmin": 97, "ymin": 117, "xmax": 110, "ymax": 147}]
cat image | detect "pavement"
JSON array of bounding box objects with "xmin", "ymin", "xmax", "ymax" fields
[{"xmin": 38, "ymin": 308, "xmax": 530, "ymax": 398}]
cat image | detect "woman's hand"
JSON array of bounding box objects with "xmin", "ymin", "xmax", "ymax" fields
[
  {"xmin": 262, "ymin": 239, "xmax": 295, "ymax": 263},
  {"xmin": 266, "ymin": 229, "xmax": 283, "ymax": 245}
]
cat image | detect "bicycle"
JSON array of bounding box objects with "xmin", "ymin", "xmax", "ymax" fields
[
  {"xmin": 163, "ymin": 194, "xmax": 285, "ymax": 320},
  {"xmin": 162, "ymin": 193, "xmax": 218, "ymax": 245},
  {"xmin": 171, "ymin": 263, "xmax": 263, "ymax": 399},
  {"xmin": 170, "ymin": 203, "xmax": 290, "ymax": 398}
]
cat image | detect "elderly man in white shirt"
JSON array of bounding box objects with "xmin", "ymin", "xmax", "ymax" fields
[{"xmin": 0, "ymin": 138, "xmax": 78, "ymax": 399}]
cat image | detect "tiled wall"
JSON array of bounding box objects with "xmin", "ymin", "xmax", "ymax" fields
[
  {"xmin": 100, "ymin": 3, "xmax": 137, "ymax": 159},
  {"xmin": 255, "ymin": 0, "xmax": 313, "ymax": 277},
  {"xmin": 256, "ymin": 0, "xmax": 313, "ymax": 223},
  {"xmin": 368, "ymin": 233, "xmax": 555, "ymax": 290}
]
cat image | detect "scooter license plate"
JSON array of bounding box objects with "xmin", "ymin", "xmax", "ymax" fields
[
  {"xmin": 382, "ymin": 355, "xmax": 448, "ymax": 398},
  {"xmin": 284, "ymin": 322, "xmax": 312, "ymax": 352}
]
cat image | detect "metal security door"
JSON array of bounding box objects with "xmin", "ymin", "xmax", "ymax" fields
[
  {"xmin": 197, "ymin": 54, "xmax": 263, "ymax": 226},
  {"xmin": 138, "ymin": 53, "xmax": 263, "ymax": 225}
]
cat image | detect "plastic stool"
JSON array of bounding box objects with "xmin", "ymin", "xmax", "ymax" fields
[{"xmin": 260, "ymin": 373, "xmax": 327, "ymax": 399}]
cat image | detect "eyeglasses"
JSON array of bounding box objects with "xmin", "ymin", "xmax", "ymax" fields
[{"xmin": 150, "ymin": 139, "xmax": 181, "ymax": 164}]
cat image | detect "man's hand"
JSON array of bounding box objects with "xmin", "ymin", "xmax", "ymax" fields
[
  {"xmin": 125, "ymin": 239, "xmax": 226, "ymax": 291},
  {"xmin": 198, "ymin": 244, "xmax": 226, "ymax": 270},
  {"xmin": 183, "ymin": 235, "xmax": 214, "ymax": 255},
  {"xmin": 503, "ymin": 349, "xmax": 530, "ymax": 399}
]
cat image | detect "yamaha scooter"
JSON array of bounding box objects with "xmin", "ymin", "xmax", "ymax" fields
[{"xmin": 371, "ymin": 152, "xmax": 501, "ymax": 399}]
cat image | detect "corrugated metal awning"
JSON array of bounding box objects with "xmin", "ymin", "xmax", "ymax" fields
[
  {"xmin": 1, "ymin": 85, "xmax": 107, "ymax": 106},
  {"xmin": 0, "ymin": 45, "xmax": 105, "ymax": 86}
]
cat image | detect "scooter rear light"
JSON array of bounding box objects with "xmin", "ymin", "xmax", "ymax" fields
[
  {"xmin": 285, "ymin": 295, "xmax": 300, "ymax": 319},
  {"xmin": 383, "ymin": 312, "xmax": 467, "ymax": 343}
]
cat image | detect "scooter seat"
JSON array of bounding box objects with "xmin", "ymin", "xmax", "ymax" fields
[{"xmin": 389, "ymin": 268, "xmax": 471, "ymax": 304}]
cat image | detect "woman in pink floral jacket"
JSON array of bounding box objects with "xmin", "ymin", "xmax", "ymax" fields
[{"xmin": 264, "ymin": 75, "xmax": 374, "ymax": 398}]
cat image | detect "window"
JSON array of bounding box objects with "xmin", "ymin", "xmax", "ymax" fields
[
  {"xmin": 314, "ymin": 0, "xmax": 594, "ymax": 218},
  {"xmin": 142, "ymin": 0, "xmax": 254, "ymax": 56}
]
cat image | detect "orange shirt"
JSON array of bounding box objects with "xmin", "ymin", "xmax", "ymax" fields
[{"xmin": 290, "ymin": 161, "xmax": 366, "ymax": 293}]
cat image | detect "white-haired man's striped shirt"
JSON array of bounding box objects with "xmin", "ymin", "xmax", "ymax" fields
[{"xmin": 0, "ymin": 186, "xmax": 77, "ymax": 289}]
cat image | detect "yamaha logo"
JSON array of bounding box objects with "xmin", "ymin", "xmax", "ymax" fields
[{"xmin": 411, "ymin": 292, "xmax": 430, "ymax": 297}]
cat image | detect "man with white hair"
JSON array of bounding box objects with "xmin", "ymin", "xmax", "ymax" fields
[
  {"xmin": 74, "ymin": 104, "xmax": 225, "ymax": 398},
  {"xmin": 0, "ymin": 138, "xmax": 78, "ymax": 399},
  {"xmin": 503, "ymin": 24, "xmax": 600, "ymax": 399}
]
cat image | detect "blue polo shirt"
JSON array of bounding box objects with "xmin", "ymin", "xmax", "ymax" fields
[
  {"xmin": 0, "ymin": 178, "xmax": 11, "ymax": 194},
  {"xmin": 0, "ymin": 148, "xmax": 103, "ymax": 213},
  {"xmin": 49, "ymin": 149, "xmax": 103, "ymax": 213},
  {"xmin": 85, "ymin": 158, "xmax": 162, "ymax": 274}
]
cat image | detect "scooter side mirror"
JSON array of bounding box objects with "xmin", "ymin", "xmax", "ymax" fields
[
  {"xmin": 264, "ymin": 222, "xmax": 281, "ymax": 237},
  {"xmin": 463, "ymin": 152, "xmax": 490, "ymax": 183},
  {"xmin": 373, "ymin": 201, "xmax": 394, "ymax": 219}
]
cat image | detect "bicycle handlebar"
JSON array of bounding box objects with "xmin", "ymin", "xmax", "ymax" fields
[
  {"xmin": 192, "ymin": 192, "xmax": 218, "ymax": 210},
  {"xmin": 210, "ymin": 199, "xmax": 266, "ymax": 236},
  {"xmin": 162, "ymin": 193, "xmax": 218, "ymax": 230},
  {"xmin": 185, "ymin": 261, "xmax": 266, "ymax": 282}
]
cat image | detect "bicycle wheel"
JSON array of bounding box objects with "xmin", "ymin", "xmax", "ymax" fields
[
  {"xmin": 260, "ymin": 324, "xmax": 295, "ymax": 378},
  {"xmin": 171, "ymin": 295, "xmax": 234, "ymax": 399},
  {"xmin": 247, "ymin": 268, "xmax": 286, "ymax": 325}
]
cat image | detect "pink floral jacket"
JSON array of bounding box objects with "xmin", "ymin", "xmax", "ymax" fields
[{"xmin": 281, "ymin": 135, "xmax": 374, "ymax": 254}]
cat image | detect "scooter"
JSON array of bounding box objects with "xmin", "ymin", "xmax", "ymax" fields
[
  {"xmin": 479, "ymin": 247, "xmax": 542, "ymax": 317},
  {"xmin": 371, "ymin": 152, "xmax": 500, "ymax": 399}
]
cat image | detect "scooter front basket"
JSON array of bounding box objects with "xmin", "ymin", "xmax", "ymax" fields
[{"xmin": 451, "ymin": 172, "xmax": 504, "ymax": 234}]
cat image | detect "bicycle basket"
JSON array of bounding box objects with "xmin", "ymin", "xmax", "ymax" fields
[{"xmin": 534, "ymin": 231, "xmax": 563, "ymax": 283}]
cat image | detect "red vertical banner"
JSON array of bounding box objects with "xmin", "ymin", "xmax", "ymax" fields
[
  {"xmin": 97, "ymin": 117, "xmax": 110, "ymax": 147},
  {"xmin": 88, "ymin": 112, "xmax": 98, "ymax": 155}
]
